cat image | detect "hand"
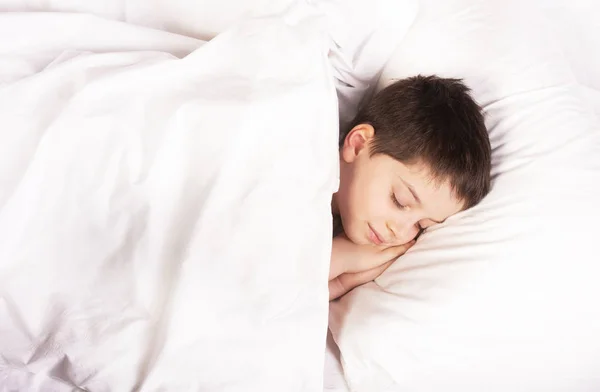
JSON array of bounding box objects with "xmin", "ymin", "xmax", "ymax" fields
[
  {"xmin": 328, "ymin": 235, "xmax": 415, "ymax": 301},
  {"xmin": 329, "ymin": 234, "xmax": 415, "ymax": 279}
]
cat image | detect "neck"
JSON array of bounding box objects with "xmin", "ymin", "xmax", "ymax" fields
[{"xmin": 331, "ymin": 192, "xmax": 339, "ymax": 214}]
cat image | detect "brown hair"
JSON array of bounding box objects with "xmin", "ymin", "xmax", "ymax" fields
[{"xmin": 341, "ymin": 75, "xmax": 491, "ymax": 209}]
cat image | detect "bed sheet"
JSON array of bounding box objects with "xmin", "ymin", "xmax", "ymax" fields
[
  {"xmin": 0, "ymin": 0, "xmax": 296, "ymax": 41},
  {"xmin": 323, "ymin": 330, "xmax": 349, "ymax": 392},
  {"xmin": 0, "ymin": 12, "xmax": 338, "ymax": 391}
]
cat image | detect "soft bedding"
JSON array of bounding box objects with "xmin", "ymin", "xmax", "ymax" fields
[
  {"xmin": 0, "ymin": 0, "xmax": 296, "ymax": 41},
  {"xmin": 0, "ymin": 12, "xmax": 339, "ymax": 391},
  {"xmin": 3, "ymin": 1, "xmax": 598, "ymax": 391},
  {"xmin": 0, "ymin": 0, "xmax": 418, "ymax": 131},
  {"xmin": 323, "ymin": 332, "xmax": 349, "ymax": 392}
]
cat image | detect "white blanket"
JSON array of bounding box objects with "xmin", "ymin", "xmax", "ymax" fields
[{"xmin": 0, "ymin": 12, "xmax": 338, "ymax": 391}]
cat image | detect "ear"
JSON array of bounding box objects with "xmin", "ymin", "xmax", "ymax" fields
[{"xmin": 341, "ymin": 124, "xmax": 375, "ymax": 163}]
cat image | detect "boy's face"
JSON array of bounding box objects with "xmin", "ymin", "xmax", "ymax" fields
[{"xmin": 334, "ymin": 124, "xmax": 465, "ymax": 247}]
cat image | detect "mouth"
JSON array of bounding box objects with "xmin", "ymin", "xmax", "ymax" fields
[{"xmin": 368, "ymin": 224, "xmax": 385, "ymax": 246}]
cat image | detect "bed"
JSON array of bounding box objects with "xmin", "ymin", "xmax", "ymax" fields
[
  {"xmin": 1, "ymin": 1, "xmax": 600, "ymax": 391},
  {"xmin": 324, "ymin": 331, "xmax": 349, "ymax": 392}
]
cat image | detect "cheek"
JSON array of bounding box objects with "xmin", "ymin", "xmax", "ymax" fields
[
  {"xmin": 340, "ymin": 163, "xmax": 380, "ymax": 220},
  {"xmin": 367, "ymin": 187, "xmax": 392, "ymax": 219},
  {"xmin": 342, "ymin": 174, "xmax": 366, "ymax": 211}
]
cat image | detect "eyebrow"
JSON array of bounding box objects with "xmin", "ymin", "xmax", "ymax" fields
[
  {"xmin": 400, "ymin": 178, "xmax": 422, "ymax": 204},
  {"xmin": 400, "ymin": 178, "xmax": 443, "ymax": 224}
]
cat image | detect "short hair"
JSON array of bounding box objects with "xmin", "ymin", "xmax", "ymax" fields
[{"xmin": 341, "ymin": 75, "xmax": 491, "ymax": 209}]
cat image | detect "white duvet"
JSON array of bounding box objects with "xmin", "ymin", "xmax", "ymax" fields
[{"xmin": 0, "ymin": 12, "xmax": 339, "ymax": 391}]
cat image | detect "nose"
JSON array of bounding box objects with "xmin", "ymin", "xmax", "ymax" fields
[{"xmin": 387, "ymin": 220, "xmax": 420, "ymax": 244}]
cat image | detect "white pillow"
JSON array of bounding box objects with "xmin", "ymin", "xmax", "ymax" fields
[{"xmin": 329, "ymin": 1, "xmax": 600, "ymax": 391}]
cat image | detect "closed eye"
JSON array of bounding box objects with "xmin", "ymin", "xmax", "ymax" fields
[{"xmin": 391, "ymin": 191, "xmax": 405, "ymax": 209}]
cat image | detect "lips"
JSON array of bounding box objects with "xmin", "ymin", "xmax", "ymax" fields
[{"xmin": 368, "ymin": 224, "xmax": 385, "ymax": 246}]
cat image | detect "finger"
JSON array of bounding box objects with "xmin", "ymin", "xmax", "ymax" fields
[
  {"xmin": 333, "ymin": 260, "xmax": 395, "ymax": 300},
  {"xmin": 342, "ymin": 260, "xmax": 394, "ymax": 286},
  {"xmin": 382, "ymin": 239, "xmax": 416, "ymax": 258},
  {"xmin": 329, "ymin": 277, "xmax": 346, "ymax": 301},
  {"xmin": 370, "ymin": 259, "xmax": 395, "ymax": 275}
]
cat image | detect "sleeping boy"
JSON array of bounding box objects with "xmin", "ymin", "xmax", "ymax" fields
[{"xmin": 329, "ymin": 75, "xmax": 492, "ymax": 300}]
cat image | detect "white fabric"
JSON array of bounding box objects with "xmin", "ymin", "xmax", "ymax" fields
[
  {"xmin": 323, "ymin": 331, "xmax": 349, "ymax": 392},
  {"xmin": 0, "ymin": 0, "xmax": 418, "ymax": 136},
  {"xmin": 0, "ymin": 0, "xmax": 296, "ymax": 41},
  {"xmin": 290, "ymin": 0, "xmax": 418, "ymax": 130},
  {"xmin": 0, "ymin": 12, "xmax": 340, "ymax": 391},
  {"xmin": 329, "ymin": 1, "xmax": 600, "ymax": 391}
]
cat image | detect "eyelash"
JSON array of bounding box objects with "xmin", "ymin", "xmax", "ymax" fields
[
  {"xmin": 391, "ymin": 192, "xmax": 405, "ymax": 209},
  {"xmin": 391, "ymin": 191, "xmax": 424, "ymax": 231}
]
